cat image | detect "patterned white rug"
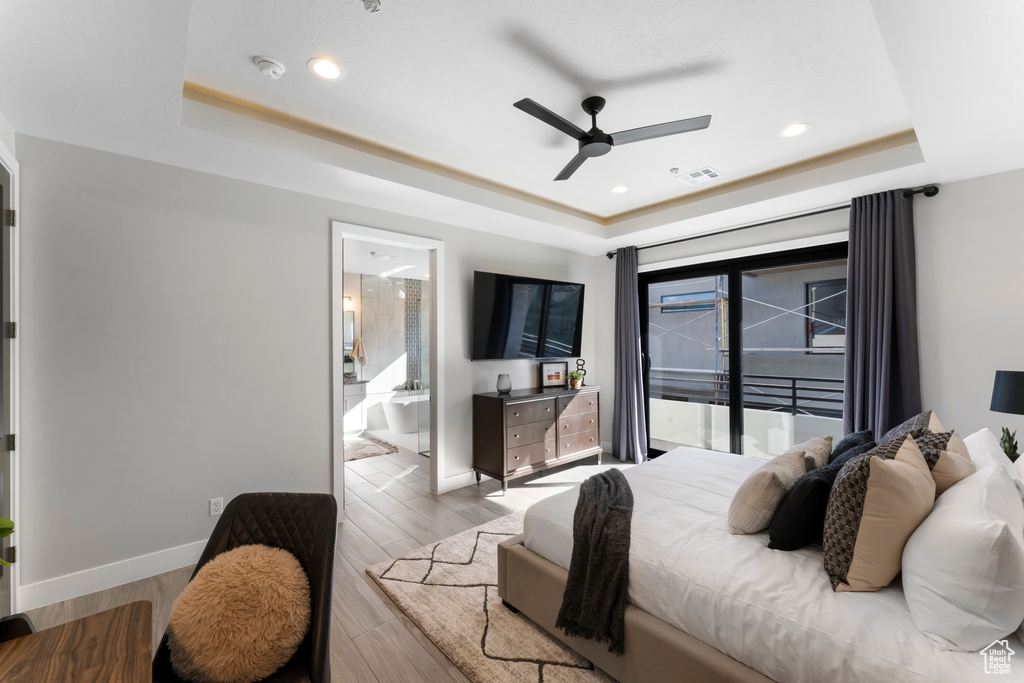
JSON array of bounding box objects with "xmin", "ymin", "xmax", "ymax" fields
[
  {"xmin": 366, "ymin": 513, "xmax": 613, "ymax": 683},
  {"xmin": 344, "ymin": 432, "xmax": 398, "ymax": 461}
]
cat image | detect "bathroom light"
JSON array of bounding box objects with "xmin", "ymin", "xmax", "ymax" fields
[
  {"xmin": 611, "ymin": 185, "xmax": 629, "ymax": 194},
  {"xmin": 343, "ymin": 296, "xmax": 353, "ymax": 310},
  {"xmin": 780, "ymin": 122, "xmax": 811, "ymax": 137},
  {"xmin": 370, "ymin": 251, "xmax": 396, "ymax": 261},
  {"xmin": 308, "ymin": 58, "xmax": 344, "ymax": 80}
]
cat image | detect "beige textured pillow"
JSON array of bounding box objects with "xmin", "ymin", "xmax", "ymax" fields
[
  {"xmin": 728, "ymin": 449, "xmax": 816, "ymax": 534},
  {"xmin": 823, "ymin": 435, "xmax": 935, "ymax": 592},
  {"xmin": 169, "ymin": 544, "xmax": 311, "ymax": 683},
  {"xmin": 791, "ymin": 435, "xmax": 833, "ymax": 468},
  {"xmin": 915, "ymin": 430, "xmax": 976, "ymax": 496}
]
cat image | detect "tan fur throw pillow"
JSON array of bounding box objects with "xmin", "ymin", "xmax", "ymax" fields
[{"xmin": 168, "ymin": 544, "xmax": 311, "ymax": 683}]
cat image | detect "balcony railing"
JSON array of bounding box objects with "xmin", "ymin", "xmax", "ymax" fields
[{"xmin": 650, "ymin": 367, "xmax": 843, "ymax": 420}]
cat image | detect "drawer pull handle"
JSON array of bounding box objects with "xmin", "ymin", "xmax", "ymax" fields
[
  {"xmin": 514, "ymin": 434, "xmax": 519, "ymax": 438},
  {"xmin": 514, "ymin": 412, "xmax": 519, "ymax": 417}
]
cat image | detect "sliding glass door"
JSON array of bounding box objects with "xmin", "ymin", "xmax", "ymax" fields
[
  {"xmin": 641, "ymin": 244, "xmax": 848, "ymax": 459},
  {"xmin": 642, "ymin": 268, "xmax": 733, "ymax": 453},
  {"xmin": 739, "ymin": 258, "xmax": 847, "ymax": 458}
]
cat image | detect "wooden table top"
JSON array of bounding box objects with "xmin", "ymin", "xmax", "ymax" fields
[{"xmin": 0, "ymin": 600, "xmax": 152, "ymax": 683}]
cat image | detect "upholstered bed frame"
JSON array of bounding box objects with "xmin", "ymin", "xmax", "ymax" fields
[{"xmin": 497, "ymin": 534, "xmax": 773, "ymax": 683}]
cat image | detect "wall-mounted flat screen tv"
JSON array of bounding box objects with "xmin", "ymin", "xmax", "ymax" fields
[{"xmin": 471, "ymin": 271, "xmax": 585, "ymax": 360}]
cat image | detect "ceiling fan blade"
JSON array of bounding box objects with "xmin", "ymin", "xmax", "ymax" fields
[
  {"xmin": 554, "ymin": 151, "xmax": 588, "ymax": 181},
  {"xmin": 611, "ymin": 114, "xmax": 712, "ymax": 146},
  {"xmin": 514, "ymin": 98, "xmax": 588, "ymax": 141}
]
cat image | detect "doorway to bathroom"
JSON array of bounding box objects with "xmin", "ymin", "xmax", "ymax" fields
[{"xmin": 331, "ymin": 223, "xmax": 444, "ymax": 506}]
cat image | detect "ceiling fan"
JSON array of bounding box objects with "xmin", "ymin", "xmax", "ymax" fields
[{"xmin": 514, "ymin": 96, "xmax": 711, "ymax": 181}]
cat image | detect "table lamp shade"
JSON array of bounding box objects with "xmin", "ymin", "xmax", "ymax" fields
[{"xmin": 991, "ymin": 371, "xmax": 1024, "ymax": 415}]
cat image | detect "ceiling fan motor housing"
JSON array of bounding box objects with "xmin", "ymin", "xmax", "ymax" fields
[{"xmin": 581, "ymin": 130, "xmax": 613, "ymax": 157}]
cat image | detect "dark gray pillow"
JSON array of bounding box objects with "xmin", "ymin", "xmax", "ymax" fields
[
  {"xmin": 828, "ymin": 430, "xmax": 874, "ymax": 464},
  {"xmin": 768, "ymin": 439, "xmax": 877, "ymax": 551}
]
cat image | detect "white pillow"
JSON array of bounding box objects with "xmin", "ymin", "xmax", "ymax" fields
[
  {"xmin": 963, "ymin": 428, "xmax": 1024, "ymax": 497},
  {"xmin": 902, "ymin": 465, "xmax": 1024, "ymax": 651}
]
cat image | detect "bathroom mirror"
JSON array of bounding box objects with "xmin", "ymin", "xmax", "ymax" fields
[{"xmin": 343, "ymin": 310, "xmax": 355, "ymax": 355}]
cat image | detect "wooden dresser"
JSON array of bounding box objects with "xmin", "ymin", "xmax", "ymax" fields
[{"xmin": 473, "ymin": 385, "xmax": 601, "ymax": 492}]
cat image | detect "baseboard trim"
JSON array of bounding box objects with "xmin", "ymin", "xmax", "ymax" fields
[
  {"xmin": 438, "ymin": 471, "xmax": 477, "ymax": 495},
  {"xmin": 19, "ymin": 539, "xmax": 206, "ymax": 611}
]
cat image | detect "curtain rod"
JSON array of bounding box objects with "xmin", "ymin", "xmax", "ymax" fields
[{"xmin": 605, "ymin": 184, "xmax": 939, "ymax": 259}]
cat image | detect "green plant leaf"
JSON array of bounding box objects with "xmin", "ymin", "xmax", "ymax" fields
[{"xmin": 0, "ymin": 516, "xmax": 13, "ymax": 541}]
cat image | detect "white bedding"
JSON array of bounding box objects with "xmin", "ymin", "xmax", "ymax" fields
[{"xmin": 523, "ymin": 446, "xmax": 1024, "ymax": 683}]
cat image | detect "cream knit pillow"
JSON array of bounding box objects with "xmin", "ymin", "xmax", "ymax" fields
[{"xmin": 728, "ymin": 448, "xmax": 817, "ymax": 535}]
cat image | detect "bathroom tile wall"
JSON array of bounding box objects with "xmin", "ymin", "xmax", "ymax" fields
[
  {"xmin": 361, "ymin": 274, "xmax": 409, "ymax": 430},
  {"xmin": 405, "ymin": 278, "xmax": 422, "ymax": 389}
]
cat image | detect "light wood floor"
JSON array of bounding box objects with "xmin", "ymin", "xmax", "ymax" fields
[{"xmin": 24, "ymin": 447, "xmax": 629, "ymax": 682}]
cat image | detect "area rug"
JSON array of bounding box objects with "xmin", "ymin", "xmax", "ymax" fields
[
  {"xmin": 366, "ymin": 513, "xmax": 613, "ymax": 683},
  {"xmin": 344, "ymin": 432, "xmax": 399, "ymax": 461}
]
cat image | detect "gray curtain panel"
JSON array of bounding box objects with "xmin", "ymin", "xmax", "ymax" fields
[
  {"xmin": 843, "ymin": 189, "xmax": 922, "ymax": 436},
  {"xmin": 613, "ymin": 246, "xmax": 648, "ymax": 463}
]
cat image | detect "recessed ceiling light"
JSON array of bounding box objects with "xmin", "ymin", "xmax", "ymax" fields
[
  {"xmin": 611, "ymin": 185, "xmax": 629, "ymax": 194},
  {"xmin": 780, "ymin": 122, "xmax": 811, "ymax": 138},
  {"xmin": 307, "ymin": 58, "xmax": 344, "ymax": 80}
]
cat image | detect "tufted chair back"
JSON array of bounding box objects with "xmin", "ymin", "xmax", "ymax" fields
[{"xmin": 153, "ymin": 492, "xmax": 338, "ymax": 683}]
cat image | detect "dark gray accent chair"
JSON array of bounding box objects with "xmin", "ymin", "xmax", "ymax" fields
[{"xmin": 152, "ymin": 492, "xmax": 337, "ymax": 683}]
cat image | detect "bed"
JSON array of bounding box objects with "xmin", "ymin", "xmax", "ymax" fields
[{"xmin": 497, "ymin": 446, "xmax": 1019, "ymax": 682}]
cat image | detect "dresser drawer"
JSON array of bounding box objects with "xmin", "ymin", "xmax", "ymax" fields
[
  {"xmin": 558, "ymin": 411, "xmax": 599, "ymax": 437},
  {"xmin": 506, "ymin": 420, "xmax": 556, "ymax": 447},
  {"xmin": 559, "ymin": 430, "xmax": 600, "ymax": 457},
  {"xmin": 557, "ymin": 392, "xmax": 599, "ymax": 417},
  {"xmin": 507, "ymin": 439, "xmax": 555, "ymax": 473},
  {"xmin": 505, "ymin": 398, "xmax": 556, "ymax": 427}
]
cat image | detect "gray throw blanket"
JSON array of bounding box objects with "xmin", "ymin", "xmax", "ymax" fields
[{"xmin": 555, "ymin": 468, "xmax": 634, "ymax": 656}]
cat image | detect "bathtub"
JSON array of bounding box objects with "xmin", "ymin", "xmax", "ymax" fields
[{"xmin": 382, "ymin": 392, "xmax": 429, "ymax": 434}]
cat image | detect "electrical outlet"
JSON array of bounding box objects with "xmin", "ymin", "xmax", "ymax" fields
[{"xmin": 209, "ymin": 497, "xmax": 223, "ymax": 517}]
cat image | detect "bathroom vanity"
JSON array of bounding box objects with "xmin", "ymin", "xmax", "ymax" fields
[
  {"xmin": 472, "ymin": 385, "xmax": 601, "ymax": 492},
  {"xmin": 343, "ymin": 380, "xmax": 367, "ymax": 433}
]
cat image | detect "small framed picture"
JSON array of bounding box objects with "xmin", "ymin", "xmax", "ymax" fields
[{"xmin": 540, "ymin": 361, "xmax": 568, "ymax": 387}]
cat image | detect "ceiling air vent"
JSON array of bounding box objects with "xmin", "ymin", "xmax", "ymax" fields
[{"xmin": 675, "ymin": 166, "xmax": 723, "ymax": 186}]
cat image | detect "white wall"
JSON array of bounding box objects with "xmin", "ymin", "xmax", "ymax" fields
[
  {"xmin": 0, "ymin": 108, "xmax": 14, "ymax": 157},
  {"xmin": 17, "ymin": 135, "xmax": 607, "ymax": 606},
  {"xmin": 917, "ymin": 168, "xmax": 1024, "ymax": 439}
]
